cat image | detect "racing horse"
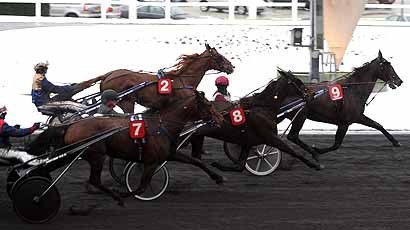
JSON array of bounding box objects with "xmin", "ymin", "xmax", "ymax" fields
[
  {"xmin": 280, "ymin": 51, "xmax": 403, "ymax": 157},
  {"xmin": 28, "ymin": 91, "xmax": 224, "ymax": 205},
  {"xmin": 189, "ymin": 71, "xmax": 323, "ymax": 172},
  {"xmin": 98, "ymin": 43, "xmax": 235, "ymax": 113}
]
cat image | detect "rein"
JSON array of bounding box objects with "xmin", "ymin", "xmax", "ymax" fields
[{"xmin": 365, "ymin": 82, "xmax": 387, "ymax": 106}]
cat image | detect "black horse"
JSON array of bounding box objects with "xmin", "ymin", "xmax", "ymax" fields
[
  {"xmin": 190, "ymin": 71, "xmax": 323, "ymax": 172},
  {"xmin": 280, "ymin": 51, "xmax": 403, "ymax": 157}
]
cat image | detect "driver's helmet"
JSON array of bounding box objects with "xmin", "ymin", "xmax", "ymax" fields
[
  {"xmin": 215, "ymin": 76, "xmax": 229, "ymax": 86},
  {"xmin": 101, "ymin": 89, "xmax": 118, "ymax": 104},
  {"xmin": 34, "ymin": 61, "xmax": 49, "ymax": 73},
  {"xmin": 0, "ymin": 106, "xmax": 7, "ymax": 116}
]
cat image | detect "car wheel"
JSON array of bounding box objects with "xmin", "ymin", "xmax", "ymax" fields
[
  {"xmin": 200, "ymin": 6, "xmax": 210, "ymax": 12},
  {"xmin": 200, "ymin": 0, "xmax": 210, "ymax": 12},
  {"xmin": 65, "ymin": 13, "xmax": 78, "ymax": 17},
  {"xmin": 236, "ymin": 6, "xmax": 248, "ymax": 15},
  {"xmin": 378, "ymin": 0, "xmax": 395, "ymax": 3}
]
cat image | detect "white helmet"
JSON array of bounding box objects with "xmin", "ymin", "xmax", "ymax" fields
[{"xmin": 0, "ymin": 106, "xmax": 7, "ymax": 116}]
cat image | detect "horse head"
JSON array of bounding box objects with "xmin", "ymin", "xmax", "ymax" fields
[
  {"xmin": 204, "ymin": 43, "xmax": 235, "ymax": 74},
  {"xmin": 274, "ymin": 68, "xmax": 310, "ymax": 101},
  {"xmin": 184, "ymin": 90, "xmax": 224, "ymax": 125},
  {"xmin": 376, "ymin": 50, "xmax": 403, "ymax": 89}
]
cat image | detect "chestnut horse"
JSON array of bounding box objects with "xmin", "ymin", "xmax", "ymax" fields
[
  {"xmin": 279, "ymin": 51, "xmax": 404, "ymax": 158},
  {"xmin": 28, "ymin": 91, "xmax": 224, "ymax": 205},
  {"xmin": 189, "ymin": 71, "xmax": 323, "ymax": 172},
  {"xmin": 98, "ymin": 43, "xmax": 234, "ymax": 113}
]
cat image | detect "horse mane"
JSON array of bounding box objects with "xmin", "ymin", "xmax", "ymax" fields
[
  {"xmin": 167, "ymin": 53, "xmax": 201, "ymax": 76},
  {"xmin": 240, "ymin": 78, "xmax": 279, "ymax": 108}
]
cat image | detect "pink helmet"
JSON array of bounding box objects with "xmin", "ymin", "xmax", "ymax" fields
[{"xmin": 215, "ymin": 76, "xmax": 229, "ymax": 86}]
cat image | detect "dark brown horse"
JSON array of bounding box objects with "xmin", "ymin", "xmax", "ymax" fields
[
  {"xmin": 98, "ymin": 44, "xmax": 235, "ymax": 113},
  {"xmin": 28, "ymin": 91, "xmax": 224, "ymax": 205},
  {"xmin": 189, "ymin": 71, "xmax": 323, "ymax": 172},
  {"xmin": 280, "ymin": 51, "xmax": 403, "ymax": 157}
]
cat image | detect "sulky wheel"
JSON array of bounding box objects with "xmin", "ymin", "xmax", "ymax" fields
[
  {"xmin": 108, "ymin": 157, "xmax": 130, "ymax": 185},
  {"xmin": 6, "ymin": 168, "xmax": 20, "ymax": 199},
  {"xmin": 7, "ymin": 168, "xmax": 51, "ymax": 200},
  {"xmin": 125, "ymin": 162, "xmax": 169, "ymax": 201},
  {"xmin": 13, "ymin": 176, "xmax": 60, "ymax": 224},
  {"xmin": 245, "ymin": 145, "xmax": 281, "ymax": 176}
]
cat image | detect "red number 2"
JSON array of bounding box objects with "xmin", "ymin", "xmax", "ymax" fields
[{"xmin": 158, "ymin": 79, "xmax": 172, "ymax": 95}]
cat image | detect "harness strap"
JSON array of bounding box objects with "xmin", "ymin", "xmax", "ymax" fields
[
  {"xmin": 366, "ymin": 82, "xmax": 387, "ymax": 106},
  {"xmin": 173, "ymin": 85, "xmax": 194, "ymax": 90},
  {"xmin": 157, "ymin": 69, "xmax": 165, "ymax": 79},
  {"xmin": 159, "ymin": 126, "xmax": 177, "ymax": 155}
]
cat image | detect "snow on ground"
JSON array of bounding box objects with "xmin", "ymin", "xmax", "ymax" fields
[{"xmin": 0, "ymin": 24, "xmax": 408, "ymax": 133}]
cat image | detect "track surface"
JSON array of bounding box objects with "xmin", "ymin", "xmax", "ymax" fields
[{"xmin": 1, "ymin": 134, "xmax": 410, "ymax": 230}]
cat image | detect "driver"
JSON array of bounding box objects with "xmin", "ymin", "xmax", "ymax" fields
[
  {"xmin": 97, "ymin": 89, "xmax": 119, "ymax": 115},
  {"xmin": 31, "ymin": 61, "xmax": 86, "ymax": 113},
  {"xmin": 0, "ymin": 106, "xmax": 42, "ymax": 165},
  {"xmin": 213, "ymin": 75, "xmax": 231, "ymax": 102}
]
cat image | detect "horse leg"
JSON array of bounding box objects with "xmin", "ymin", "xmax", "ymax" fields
[
  {"xmin": 357, "ymin": 114, "xmax": 401, "ymax": 147},
  {"xmin": 121, "ymin": 162, "xmax": 158, "ymax": 198},
  {"xmin": 286, "ymin": 113, "xmax": 320, "ymax": 162},
  {"xmin": 211, "ymin": 146, "xmax": 249, "ymax": 172},
  {"xmin": 190, "ymin": 135, "xmax": 206, "ymax": 160},
  {"xmin": 87, "ymin": 156, "xmax": 125, "ymax": 206},
  {"xmin": 169, "ymin": 151, "xmax": 225, "ymax": 184},
  {"xmin": 266, "ymin": 134, "xmax": 323, "ymax": 170},
  {"xmin": 117, "ymin": 99, "xmax": 135, "ymax": 114},
  {"xmin": 312, "ymin": 124, "xmax": 349, "ymax": 155}
]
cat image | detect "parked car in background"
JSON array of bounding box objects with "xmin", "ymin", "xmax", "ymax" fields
[
  {"xmin": 199, "ymin": 0, "xmax": 265, "ymax": 15},
  {"xmin": 49, "ymin": 3, "xmax": 121, "ymax": 18},
  {"xmin": 120, "ymin": 5, "xmax": 189, "ymax": 19}
]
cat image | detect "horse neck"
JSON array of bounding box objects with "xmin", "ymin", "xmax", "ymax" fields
[
  {"xmin": 345, "ymin": 61, "xmax": 379, "ymax": 102},
  {"xmin": 171, "ymin": 55, "xmax": 212, "ymax": 88},
  {"xmin": 158, "ymin": 101, "xmax": 197, "ymax": 137},
  {"xmin": 240, "ymin": 80, "xmax": 291, "ymax": 111}
]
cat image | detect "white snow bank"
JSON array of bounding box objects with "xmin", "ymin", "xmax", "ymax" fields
[{"xmin": 0, "ymin": 24, "xmax": 408, "ymax": 133}]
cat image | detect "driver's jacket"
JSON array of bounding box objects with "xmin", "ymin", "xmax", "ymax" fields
[
  {"xmin": 31, "ymin": 74, "xmax": 73, "ymax": 107},
  {"xmin": 0, "ymin": 119, "xmax": 31, "ymax": 148}
]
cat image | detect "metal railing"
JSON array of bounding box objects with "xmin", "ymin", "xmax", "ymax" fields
[{"xmin": 0, "ymin": 0, "xmax": 409, "ymax": 25}]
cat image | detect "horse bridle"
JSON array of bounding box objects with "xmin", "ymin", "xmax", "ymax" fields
[{"xmin": 378, "ymin": 58, "xmax": 395, "ymax": 87}]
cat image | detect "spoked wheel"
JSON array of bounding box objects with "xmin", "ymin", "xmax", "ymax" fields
[
  {"xmin": 6, "ymin": 169, "xmax": 20, "ymax": 199},
  {"xmin": 125, "ymin": 162, "xmax": 169, "ymax": 201},
  {"xmin": 7, "ymin": 169, "xmax": 51, "ymax": 199},
  {"xmin": 236, "ymin": 6, "xmax": 248, "ymax": 15},
  {"xmin": 13, "ymin": 176, "xmax": 61, "ymax": 224},
  {"xmin": 108, "ymin": 157, "xmax": 129, "ymax": 185},
  {"xmin": 245, "ymin": 145, "xmax": 281, "ymax": 176}
]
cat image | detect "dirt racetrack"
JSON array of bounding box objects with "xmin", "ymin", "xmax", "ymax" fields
[{"xmin": 1, "ymin": 134, "xmax": 410, "ymax": 230}]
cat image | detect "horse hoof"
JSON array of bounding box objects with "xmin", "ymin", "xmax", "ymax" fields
[
  {"xmin": 216, "ymin": 176, "xmax": 228, "ymax": 185},
  {"xmin": 117, "ymin": 200, "xmax": 125, "ymax": 207},
  {"xmin": 85, "ymin": 183, "xmax": 103, "ymax": 194},
  {"xmin": 211, "ymin": 162, "xmax": 219, "ymax": 168},
  {"xmin": 393, "ymin": 142, "xmax": 402, "ymax": 147},
  {"xmin": 316, "ymin": 164, "xmax": 325, "ymax": 171},
  {"xmin": 68, "ymin": 204, "xmax": 96, "ymax": 216}
]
